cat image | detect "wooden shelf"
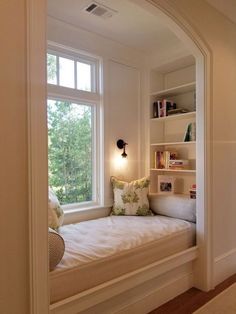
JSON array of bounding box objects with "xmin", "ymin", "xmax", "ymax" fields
[
  {"xmin": 151, "ymin": 111, "xmax": 196, "ymax": 122},
  {"xmin": 150, "ymin": 168, "xmax": 196, "ymax": 173},
  {"xmin": 151, "ymin": 141, "xmax": 196, "ymax": 146},
  {"xmin": 150, "ymin": 82, "xmax": 196, "ymax": 97},
  {"xmin": 149, "ymin": 193, "xmax": 190, "ymax": 198}
]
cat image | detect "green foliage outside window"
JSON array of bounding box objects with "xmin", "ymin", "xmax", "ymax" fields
[{"xmin": 48, "ymin": 101, "xmax": 93, "ymax": 205}]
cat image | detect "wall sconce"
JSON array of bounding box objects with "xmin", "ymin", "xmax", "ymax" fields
[{"xmin": 117, "ymin": 139, "xmax": 128, "ymax": 158}]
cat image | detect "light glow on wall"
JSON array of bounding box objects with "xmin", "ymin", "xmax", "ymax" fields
[{"xmin": 113, "ymin": 152, "xmax": 128, "ymax": 172}]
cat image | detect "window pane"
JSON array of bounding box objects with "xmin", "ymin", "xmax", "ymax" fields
[
  {"xmin": 47, "ymin": 99, "xmax": 92, "ymax": 205},
  {"xmin": 77, "ymin": 62, "xmax": 92, "ymax": 92},
  {"xmin": 47, "ymin": 54, "xmax": 57, "ymax": 84},
  {"xmin": 59, "ymin": 57, "xmax": 75, "ymax": 88}
]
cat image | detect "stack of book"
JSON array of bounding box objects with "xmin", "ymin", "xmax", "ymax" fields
[{"xmin": 154, "ymin": 150, "xmax": 178, "ymax": 169}]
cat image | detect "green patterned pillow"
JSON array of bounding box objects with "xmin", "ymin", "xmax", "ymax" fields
[
  {"xmin": 48, "ymin": 187, "xmax": 64, "ymax": 230},
  {"xmin": 111, "ymin": 176, "xmax": 152, "ymax": 216}
]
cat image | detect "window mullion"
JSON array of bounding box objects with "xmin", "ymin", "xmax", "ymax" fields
[
  {"xmin": 56, "ymin": 55, "xmax": 59, "ymax": 85},
  {"xmin": 74, "ymin": 61, "xmax": 77, "ymax": 90}
]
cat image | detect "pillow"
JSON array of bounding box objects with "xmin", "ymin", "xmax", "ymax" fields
[
  {"xmin": 111, "ymin": 176, "xmax": 152, "ymax": 216},
  {"xmin": 149, "ymin": 194, "xmax": 196, "ymax": 222},
  {"xmin": 48, "ymin": 187, "xmax": 64, "ymax": 230},
  {"xmin": 48, "ymin": 228, "xmax": 65, "ymax": 271}
]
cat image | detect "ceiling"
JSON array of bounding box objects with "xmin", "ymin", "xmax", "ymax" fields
[
  {"xmin": 47, "ymin": 0, "xmax": 182, "ymax": 54},
  {"xmin": 205, "ymin": 0, "xmax": 236, "ymax": 25},
  {"xmin": 48, "ymin": 0, "xmax": 236, "ymax": 56}
]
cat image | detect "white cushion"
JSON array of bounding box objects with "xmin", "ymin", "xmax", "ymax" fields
[
  {"xmin": 149, "ymin": 194, "xmax": 196, "ymax": 222},
  {"xmin": 48, "ymin": 187, "xmax": 64, "ymax": 230},
  {"xmin": 111, "ymin": 176, "xmax": 152, "ymax": 216}
]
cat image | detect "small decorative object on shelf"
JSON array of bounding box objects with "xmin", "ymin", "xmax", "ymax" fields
[
  {"xmin": 184, "ymin": 122, "xmax": 196, "ymax": 142},
  {"xmin": 167, "ymin": 108, "xmax": 188, "ymax": 115},
  {"xmin": 189, "ymin": 184, "xmax": 196, "ymax": 199},
  {"xmin": 169, "ymin": 159, "xmax": 189, "ymax": 170},
  {"xmin": 158, "ymin": 175, "xmax": 175, "ymax": 194}
]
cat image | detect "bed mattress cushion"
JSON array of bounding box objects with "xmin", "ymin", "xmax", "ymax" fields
[{"xmin": 50, "ymin": 215, "xmax": 195, "ymax": 304}]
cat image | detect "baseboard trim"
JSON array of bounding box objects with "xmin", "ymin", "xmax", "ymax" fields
[{"xmin": 214, "ymin": 248, "xmax": 236, "ymax": 286}]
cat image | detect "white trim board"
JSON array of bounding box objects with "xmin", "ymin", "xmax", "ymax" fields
[
  {"xmin": 27, "ymin": 0, "xmax": 49, "ymax": 313},
  {"xmin": 214, "ymin": 248, "xmax": 236, "ymax": 286}
]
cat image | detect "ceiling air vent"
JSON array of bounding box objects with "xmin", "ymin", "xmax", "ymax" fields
[{"xmin": 84, "ymin": 1, "xmax": 117, "ymax": 19}]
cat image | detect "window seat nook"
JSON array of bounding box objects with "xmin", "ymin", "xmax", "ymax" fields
[{"xmin": 50, "ymin": 215, "xmax": 197, "ymax": 313}]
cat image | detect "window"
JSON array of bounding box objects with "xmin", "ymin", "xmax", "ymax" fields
[
  {"xmin": 47, "ymin": 51, "xmax": 96, "ymax": 92},
  {"xmin": 47, "ymin": 44, "xmax": 102, "ymax": 209}
]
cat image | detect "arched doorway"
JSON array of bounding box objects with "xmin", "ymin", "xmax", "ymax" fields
[{"xmin": 27, "ymin": 0, "xmax": 213, "ymax": 312}]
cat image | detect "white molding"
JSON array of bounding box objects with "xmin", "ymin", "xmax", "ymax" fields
[
  {"xmin": 214, "ymin": 248, "xmax": 236, "ymax": 286},
  {"xmin": 27, "ymin": 0, "xmax": 49, "ymax": 313},
  {"xmin": 50, "ymin": 247, "xmax": 198, "ymax": 314}
]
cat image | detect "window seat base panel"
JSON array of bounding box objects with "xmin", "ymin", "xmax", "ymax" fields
[{"xmin": 50, "ymin": 247, "xmax": 198, "ymax": 314}]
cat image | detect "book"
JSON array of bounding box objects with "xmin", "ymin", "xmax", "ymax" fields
[
  {"xmin": 158, "ymin": 100, "xmax": 166, "ymax": 117},
  {"xmin": 153, "ymin": 101, "xmax": 158, "ymax": 118},
  {"xmin": 153, "ymin": 101, "xmax": 162, "ymax": 118},
  {"xmin": 154, "ymin": 151, "xmax": 166, "ymax": 169},
  {"xmin": 162, "ymin": 99, "xmax": 177, "ymax": 115}
]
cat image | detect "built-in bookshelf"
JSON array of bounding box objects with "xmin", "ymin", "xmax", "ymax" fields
[{"xmin": 149, "ymin": 62, "xmax": 196, "ymax": 196}]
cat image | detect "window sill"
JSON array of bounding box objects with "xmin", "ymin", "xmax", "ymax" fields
[{"xmin": 62, "ymin": 205, "xmax": 111, "ymax": 225}]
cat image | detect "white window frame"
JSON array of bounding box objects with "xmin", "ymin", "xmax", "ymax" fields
[{"xmin": 47, "ymin": 42, "xmax": 103, "ymax": 212}]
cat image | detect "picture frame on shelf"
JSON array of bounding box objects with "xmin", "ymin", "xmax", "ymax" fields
[{"xmin": 158, "ymin": 175, "xmax": 175, "ymax": 194}]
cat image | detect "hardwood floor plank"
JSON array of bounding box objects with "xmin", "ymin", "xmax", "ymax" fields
[{"xmin": 148, "ymin": 274, "xmax": 236, "ymax": 314}]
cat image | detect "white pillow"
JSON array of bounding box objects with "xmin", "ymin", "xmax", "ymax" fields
[
  {"xmin": 149, "ymin": 194, "xmax": 196, "ymax": 223},
  {"xmin": 48, "ymin": 187, "xmax": 64, "ymax": 230},
  {"xmin": 111, "ymin": 176, "xmax": 152, "ymax": 216},
  {"xmin": 49, "ymin": 228, "xmax": 65, "ymax": 271}
]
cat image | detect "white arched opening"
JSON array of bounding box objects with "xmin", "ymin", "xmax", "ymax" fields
[
  {"xmin": 132, "ymin": 0, "xmax": 213, "ymax": 292},
  {"xmin": 27, "ymin": 0, "xmax": 213, "ymax": 313}
]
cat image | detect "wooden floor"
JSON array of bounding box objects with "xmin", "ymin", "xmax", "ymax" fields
[{"xmin": 148, "ymin": 273, "xmax": 236, "ymax": 314}]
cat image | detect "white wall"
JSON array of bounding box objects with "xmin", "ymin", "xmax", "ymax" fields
[
  {"xmin": 0, "ymin": 1, "xmax": 30, "ymax": 313},
  {"xmin": 47, "ymin": 17, "xmax": 145, "ymax": 206}
]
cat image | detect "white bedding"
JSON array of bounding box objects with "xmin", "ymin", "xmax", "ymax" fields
[{"xmin": 54, "ymin": 215, "xmax": 195, "ymax": 271}]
